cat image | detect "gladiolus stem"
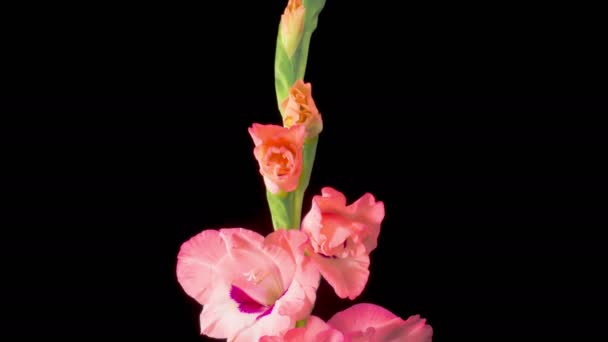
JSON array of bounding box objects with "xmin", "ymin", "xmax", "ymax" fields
[
  {"xmin": 293, "ymin": 191, "xmax": 303, "ymax": 229},
  {"xmin": 266, "ymin": 182, "xmax": 303, "ymax": 230}
]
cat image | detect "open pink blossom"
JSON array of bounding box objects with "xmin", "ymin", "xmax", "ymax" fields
[
  {"xmin": 176, "ymin": 228, "xmax": 320, "ymax": 341},
  {"xmin": 249, "ymin": 123, "xmax": 306, "ymax": 194},
  {"xmin": 301, "ymin": 187, "xmax": 385, "ymax": 299},
  {"xmin": 264, "ymin": 304, "xmax": 432, "ymax": 342}
]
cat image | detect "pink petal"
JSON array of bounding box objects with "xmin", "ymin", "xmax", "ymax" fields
[
  {"xmin": 261, "ymin": 243, "xmax": 297, "ymax": 297},
  {"xmin": 301, "ymin": 200, "xmax": 324, "ymax": 244},
  {"xmin": 291, "ymin": 123, "xmax": 306, "ymax": 145},
  {"xmin": 316, "ymin": 329, "xmax": 346, "ymax": 342},
  {"xmin": 347, "ymin": 194, "xmax": 385, "ymax": 254},
  {"xmin": 261, "ymin": 230, "xmax": 316, "ymax": 300},
  {"xmin": 248, "ymin": 123, "xmax": 288, "ymax": 146},
  {"xmin": 276, "ymin": 253, "xmax": 320, "ymax": 321},
  {"xmin": 210, "ymin": 229, "xmax": 290, "ymax": 306},
  {"xmin": 275, "ymin": 233, "xmax": 322, "ymax": 317},
  {"xmin": 198, "ymin": 283, "xmax": 258, "ymax": 339},
  {"xmin": 302, "ymin": 193, "xmax": 352, "ymax": 254},
  {"xmin": 260, "ymin": 337, "xmax": 283, "ymax": 342},
  {"xmin": 328, "ymin": 303, "xmax": 433, "ymax": 342},
  {"xmin": 232, "ymin": 308, "xmax": 292, "ymax": 342},
  {"xmin": 263, "ymin": 173, "xmax": 282, "ymax": 194},
  {"xmin": 375, "ymin": 314, "xmax": 433, "ymax": 342},
  {"xmin": 227, "ymin": 243, "xmax": 290, "ymax": 306},
  {"xmin": 219, "ymin": 227, "xmax": 265, "ymax": 251},
  {"xmin": 283, "ymin": 316, "xmax": 344, "ymax": 342},
  {"xmin": 308, "ymin": 251, "xmax": 370, "ymax": 300},
  {"xmin": 264, "ymin": 229, "xmax": 308, "ymax": 264},
  {"xmin": 260, "ymin": 316, "xmax": 344, "ymax": 342},
  {"xmin": 229, "ymin": 285, "xmax": 268, "ymax": 314},
  {"xmin": 276, "ymin": 277, "xmax": 313, "ymax": 320},
  {"xmin": 348, "ymin": 193, "xmax": 384, "ymax": 224},
  {"xmin": 321, "ymin": 187, "xmax": 347, "ymax": 201},
  {"xmin": 320, "ymin": 214, "xmax": 356, "ymax": 250},
  {"xmin": 176, "ymin": 229, "xmax": 229, "ymax": 304},
  {"xmin": 215, "ymin": 230, "xmax": 320, "ymax": 341},
  {"xmin": 294, "ymin": 257, "xmax": 321, "ymax": 312},
  {"xmin": 328, "ymin": 303, "xmax": 397, "ymax": 334},
  {"xmin": 317, "ymin": 186, "xmax": 348, "ymax": 212}
]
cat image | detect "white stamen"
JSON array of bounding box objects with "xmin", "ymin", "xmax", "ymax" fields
[
  {"xmin": 243, "ymin": 269, "xmax": 267, "ymax": 284},
  {"xmin": 243, "ymin": 270, "xmax": 257, "ymax": 282}
]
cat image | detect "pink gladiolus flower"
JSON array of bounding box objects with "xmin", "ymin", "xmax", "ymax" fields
[
  {"xmin": 176, "ymin": 228, "xmax": 320, "ymax": 341},
  {"xmin": 301, "ymin": 187, "xmax": 385, "ymax": 299},
  {"xmin": 263, "ymin": 303, "xmax": 433, "ymax": 342},
  {"xmin": 281, "ymin": 79, "xmax": 323, "ymax": 139},
  {"xmin": 249, "ymin": 123, "xmax": 306, "ymax": 194}
]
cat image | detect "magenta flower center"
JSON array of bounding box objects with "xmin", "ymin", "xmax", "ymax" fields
[{"xmin": 230, "ymin": 285, "xmax": 276, "ymax": 320}]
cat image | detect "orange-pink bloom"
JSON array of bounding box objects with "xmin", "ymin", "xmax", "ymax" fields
[
  {"xmin": 262, "ymin": 303, "xmax": 433, "ymax": 342},
  {"xmin": 249, "ymin": 123, "xmax": 306, "ymax": 194},
  {"xmin": 301, "ymin": 187, "xmax": 385, "ymax": 299},
  {"xmin": 176, "ymin": 228, "xmax": 319, "ymax": 341},
  {"xmin": 280, "ymin": 0, "xmax": 306, "ymax": 58},
  {"xmin": 281, "ymin": 79, "xmax": 323, "ymax": 139}
]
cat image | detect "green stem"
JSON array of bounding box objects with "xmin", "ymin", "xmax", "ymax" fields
[{"xmin": 292, "ymin": 189, "xmax": 303, "ymax": 229}]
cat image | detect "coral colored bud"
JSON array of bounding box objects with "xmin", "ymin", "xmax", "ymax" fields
[
  {"xmin": 249, "ymin": 123, "xmax": 306, "ymax": 194},
  {"xmin": 280, "ymin": 0, "xmax": 306, "ymax": 58},
  {"xmin": 281, "ymin": 79, "xmax": 323, "ymax": 139}
]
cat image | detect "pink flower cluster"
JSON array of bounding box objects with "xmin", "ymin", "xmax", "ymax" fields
[{"xmin": 176, "ymin": 185, "xmax": 432, "ymax": 341}]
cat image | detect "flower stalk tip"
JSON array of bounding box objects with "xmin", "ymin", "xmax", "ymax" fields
[{"xmin": 280, "ymin": 0, "xmax": 306, "ymax": 59}]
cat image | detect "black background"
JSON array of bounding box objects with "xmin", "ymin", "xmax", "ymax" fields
[{"xmin": 2, "ymin": 1, "xmax": 606, "ymax": 341}]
